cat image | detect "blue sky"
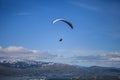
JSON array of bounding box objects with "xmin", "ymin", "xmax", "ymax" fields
[{"xmin": 0, "ymin": 0, "xmax": 120, "ymax": 67}]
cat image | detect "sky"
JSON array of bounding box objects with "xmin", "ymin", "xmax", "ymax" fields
[{"xmin": 0, "ymin": 0, "xmax": 120, "ymax": 67}]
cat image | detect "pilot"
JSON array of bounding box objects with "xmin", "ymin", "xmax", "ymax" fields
[{"xmin": 59, "ymin": 38, "xmax": 63, "ymax": 42}]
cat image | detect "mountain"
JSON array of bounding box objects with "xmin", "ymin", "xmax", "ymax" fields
[
  {"xmin": 0, "ymin": 57, "xmax": 120, "ymax": 80},
  {"xmin": 0, "ymin": 59, "xmax": 85, "ymax": 78}
]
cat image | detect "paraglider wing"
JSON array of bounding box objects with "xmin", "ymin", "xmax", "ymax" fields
[{"xmin": 52, "ymin": 19, "xmax": 73, "ymax": 29}]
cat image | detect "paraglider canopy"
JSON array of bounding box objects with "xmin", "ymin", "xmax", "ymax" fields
[
  {"xmin": 52, "ymin": 18, "xmax": 73, "ymax": 29},
  {"xmin": 52, "ymin": 18, "xmax": 74, "ymax": 42}
]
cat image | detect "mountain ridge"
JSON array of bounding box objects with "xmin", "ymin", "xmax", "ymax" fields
[{"xmin": 0, "ymin": 57, "xmax": 120, "ymax": 80}]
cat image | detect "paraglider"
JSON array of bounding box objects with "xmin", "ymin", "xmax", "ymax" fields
[
  {"xmin": 52, "ymin": 18, "xmax": 73, "ymax": 42},
  {"xmin": 52, "ymin": 18, "xmax": 73, "ymax": 29}
]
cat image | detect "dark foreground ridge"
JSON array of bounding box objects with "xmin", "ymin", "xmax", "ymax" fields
[{"xmin": 0, "ymin": 59, "xmax": 120, "ymax": 80}]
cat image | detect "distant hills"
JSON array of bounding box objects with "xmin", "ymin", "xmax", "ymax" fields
[{"xmin": 0, "ymin": 57, "xmax": 120, "ymax": 80}]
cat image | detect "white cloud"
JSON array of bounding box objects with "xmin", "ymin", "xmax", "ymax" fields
[
  {"xmin": 69, "ymin": 1, "xmax": 99, "ymax": 11},
  {"xmin": 72, "ymin": 51, "xmax": 120, "ymax": 67},
  {"xmin": 101, "ymin": 52, "xmax": 120, "ymax": 57},
  {"xmin": 5, "ymin": 46, "xmax": 27, "ymax": 52},
  {"xmin": 71, "ymin": 50, "xmax": 120, "ymax": 67},
  {"xmin": 16, "ymin": 12, "xmax": 31, "ymax": 16},
  {"xmin": 69, "ymin": 0, "xmax": 120, "ymax": 16},
  {"xmin": 109, "ymin": 58, "xmax": 120, "ymax": 62},
  {"xmin": 74, "ymin": 52, "xmax": 120, "ymax": 62},
  {"xmin": 0, "ymin": 46, "xmax": 56, "ymax": 60}
]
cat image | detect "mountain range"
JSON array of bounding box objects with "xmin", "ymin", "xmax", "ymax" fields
[{"xmin": 0, "ymin": 57, "xmax": 120, "ymax": 80}]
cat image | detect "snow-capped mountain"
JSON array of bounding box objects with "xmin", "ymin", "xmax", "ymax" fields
[{"xmin": 0, "ymin": 57, "xmax": 120, "ymax": 79}]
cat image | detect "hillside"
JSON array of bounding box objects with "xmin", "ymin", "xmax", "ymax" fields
[{"xmin": 0, "ymin": 59, "xmax": 120, "ymax": 80}]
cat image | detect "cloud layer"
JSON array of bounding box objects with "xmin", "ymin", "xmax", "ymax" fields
[
  {"xmin": 72, "ymin": 52, "xmax": 120, "ymax": 67},
  {"xmin": 74, "ymin": 52, "xmax": 120, "ymax": 62},
  {"xmin": 0, "ymin": 46, "xmax": 120, "ymax": 67},
  {"xmin": 69, "ymin": 1, "xmax": 99, "ymax": 11},
  {"xmin": 0, "ymin": 46, "xmax": 56, "ymax": 60}
]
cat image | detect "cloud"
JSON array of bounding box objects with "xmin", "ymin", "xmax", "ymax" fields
[
  {"xmin": 74, "ymin": 52, "xmax": 120, "ymax": 62},
  {"xmin": 15, "ymin": 12, "xmax": 31, "ymax": 16},
  {"xmin": 0, "ymin": 46, "xmax": 56, "ymax": 60},
  {"xmin": 71, "ymin": 50, "xmax": 120, "ymax": 67},
  {"xmin": 69, "ymin": 0, "xmax": 120, "ymax": 16},
  {"xmin": 72, "ymin": 52, "xmax": 120, "ymax": 67},
  {"xmin": 69, "ymin": 1, "xmax": 99, "ymax": 11},
  {"xmin": 100, "ymin": 52, "xmax": 120, "ymax": 62}
]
